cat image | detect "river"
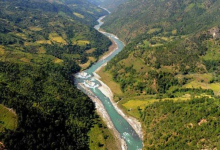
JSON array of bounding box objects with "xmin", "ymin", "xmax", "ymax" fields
[{"xmin": 74, "ymin": 16, "xmax": 143, "ymax": 150}]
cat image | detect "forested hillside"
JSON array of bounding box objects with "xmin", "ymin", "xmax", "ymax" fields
[
  {"xmin": 103, "ymin": 0, "xmax": 220, "ymax": 43},
  {"xmin": 90, "ymin": 0, "xmax": 126, "ymax": 12},
  {"xmin": 97, "ymin": 0, "xmax": 220, "ymax": 148},
  {"xmin": 48, "ymin": 0, "xmax": 108, "ymax": 26},
  {"xmin": 0, "ymin": 0, "xmax": 114, "ymax": 149},
  {"xmin": 141, "ymin": 97, "xmax": 220, "ymax": 149},
  {"xmin": 105, "ymin": 25, "xmax": 220, "ymax": 97},
  {"xmin": 103, "ymin": 0, "xmax": 220, "ymax": 98}
]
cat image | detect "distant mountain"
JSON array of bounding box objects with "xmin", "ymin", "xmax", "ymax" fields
[
  {"xmin": 103, "ymin": 0, "xmax": 220, "ymax": 43},
  {"xmin": 89, "ymin": 0, "xmax": 127, "ymax": 12},
  {"xmin": 47, "ymin": 0, "xmax": 108, "ymax": 26}
]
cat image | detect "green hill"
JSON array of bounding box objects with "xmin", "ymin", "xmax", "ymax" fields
[
  {"xmin": 47, "ymin": 0, "xmax": 108, "ymax": 26},
  {"xmin": 103, "ymin": 0, "xmax": 220, "ymax": 43},
  {"xmin": 89, "ymin": 0, "xmax": 127, "ymax": 12},
  {"xmin": 141, "ymin": 97, "xmax": 220, "ymax": 149},
  {"xmin": 0, "ymin": 0, "xmax": 115, "ymax": 149},
  {"xmin": 97, "ymin": 0, "xmax": 220, "ymax": 149},
  {"xmin": 103, "ymin": 0, "xmax": 220, "ymax": 97}
]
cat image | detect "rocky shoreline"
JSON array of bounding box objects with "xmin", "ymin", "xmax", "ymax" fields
[
  {"xmin": 75, "ymin": 13, "xmax": 143, "ymax": 150},
  {"xmin": 77, "ymin": 83, "xmax": 127, "ymax": 150},
  {"xmin": 94, "ymin": 71, "xmax": 143, "ymax": 140}
]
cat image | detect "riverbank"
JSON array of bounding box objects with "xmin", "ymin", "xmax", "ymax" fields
[
  {"xmin": 78, "ymin": 83, "xmax": 127, "ymax": 150},
  {"xmin": 75, "ymin": 13, "xmax": 143, "ymax": 149},
  {"xmin": 98, "ymin": 38, "xmax": 118, "ymax": 62},
  {"xmin": 94, "ymin": 15, "xmax": 143, "ymax": 141},
  {"xmin": 94, "ymin": 70, "xmax": 143, "ymax": 140}
]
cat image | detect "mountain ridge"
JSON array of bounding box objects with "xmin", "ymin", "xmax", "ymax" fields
[{"xmin": 103, "ymin": 0, "xmax": 220, "ymax": 43}]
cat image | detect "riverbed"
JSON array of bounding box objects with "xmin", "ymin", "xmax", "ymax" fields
[{"xmin": 74, "ymin": 15, "xmax": 143, "ymax": 150}]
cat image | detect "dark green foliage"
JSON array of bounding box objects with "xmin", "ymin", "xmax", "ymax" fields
[
  {"xmin": 90, "ymin": 0, "xmax": 127, "ymax": 12},
  {"xmin": 0, "ymin": 61, "xmax": 95, "ymax": 150},
  {"xmin": 64, "ymin": 0, "xmax": 108, "ymax": 26},
  {"xmin": 203, "ymin": 59, "xmax": 220, "ymax": 72},
  {"xmin": 0, "ymin": 0, "xmax": 111, "ymax": 60},
  {"xmin": 168, "ymin": 88, "xmax": 214, "ymax": 98},
  {"xmin": 104, "ymin": 6, "xmax": 219, "ymax": 95},
  {"xmin": 141, "ymin": 97, "xmax": 220, "ymax": 149},
  {"xmin": 0, "ymin": 0, "xmax": 111, "ymax": 149},
  {"xmin": 103, "ymin": 0, "xmax": 220, "ymax": 43}
]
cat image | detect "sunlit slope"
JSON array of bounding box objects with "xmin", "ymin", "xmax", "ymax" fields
[{"xmin": 103, "ymin": 0, "xmax": 220, "ymax": 43}]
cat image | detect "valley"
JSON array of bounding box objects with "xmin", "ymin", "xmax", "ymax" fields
[{"xmin": 0, "ymin": 0, "xmax": 220, "ymax": 149}]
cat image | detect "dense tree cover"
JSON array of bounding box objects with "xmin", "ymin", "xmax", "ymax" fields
[
  {"xmin": 103, "ymin": 0, "xmax": 220, "ymax": 95},
  {"xmin": 0, "ymin": 0, "xmax": 112, "ymax": 149},
  {"xmin": 0, "ymin": 61, "xmax": 96, "ymax": 150},
  {"xmin": 89, "ymin": 0, "xmax": 127, "ymax": 12},
  {"xmin": 48, "ymin": 0, "xmax": 108, "ymax": 26},
  {"xmin": 0, "ymin": 0, "xmax": 111, "ymax": 62},
  {"xmin": 100, "ymin": 0, "xmax": 220, "ymax": 149},
  {"xmin": 141, "ymin": 97, "xmax": 220, "ymax": 149},
  {"xmin": 105, "ymin": 31, "xmax": 216, "ymax": 94},
  {"xmin": 103, "ymin": 0, "xmax": 220, "ymax": 43}
]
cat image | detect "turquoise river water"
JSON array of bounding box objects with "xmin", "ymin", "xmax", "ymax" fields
[{"xmin": 74, "ymin": 16, "xmax": 143, "ymax": 150}]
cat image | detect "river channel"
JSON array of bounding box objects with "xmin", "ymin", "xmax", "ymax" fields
[{"xmin": 74, "ymin": 16, "xmax": 143, "ymax": 150}]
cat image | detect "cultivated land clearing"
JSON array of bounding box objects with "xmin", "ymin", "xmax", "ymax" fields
[
  {"xmin": 122, "ymin": 95, "xmax": 193, "ymax": 119},
  {"xmin": 184, "ymin": 81, "xmax": 220, "ymax": 96},
  {"xmin": 86, "ymin": 48, "xmax": 96, "ymax": 54},
  {"xmin": 147, "ymin": 28, "xmax": 161, "ymax": 34},
  {"xmin": 72, "ymin": 40, "xmax": 90, "ymax": 46},
  {"xmin": 53, "ymin": 58, "xmax": 63, "ymax": 64},
  {"xmin": 0, "ymin": 46, "xmax": 4, "ymax": 55},
  {"xmin": 35, "ymin": 40, "xmax": 52, "ymax": 45},
  {"xmin": 49, "ymin": 33, "xmax": 67, "ymax": 44},
  {"xmin": 28, "ymin": 26, "xmax": 43, "ymax": 31},
  {"xmin": 73, "ymin": 12, "xmax": 84, "ymax": 19},
  {"xmin": 0, "ymin": 105, "xmax": 17, "ymax": 132}
]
